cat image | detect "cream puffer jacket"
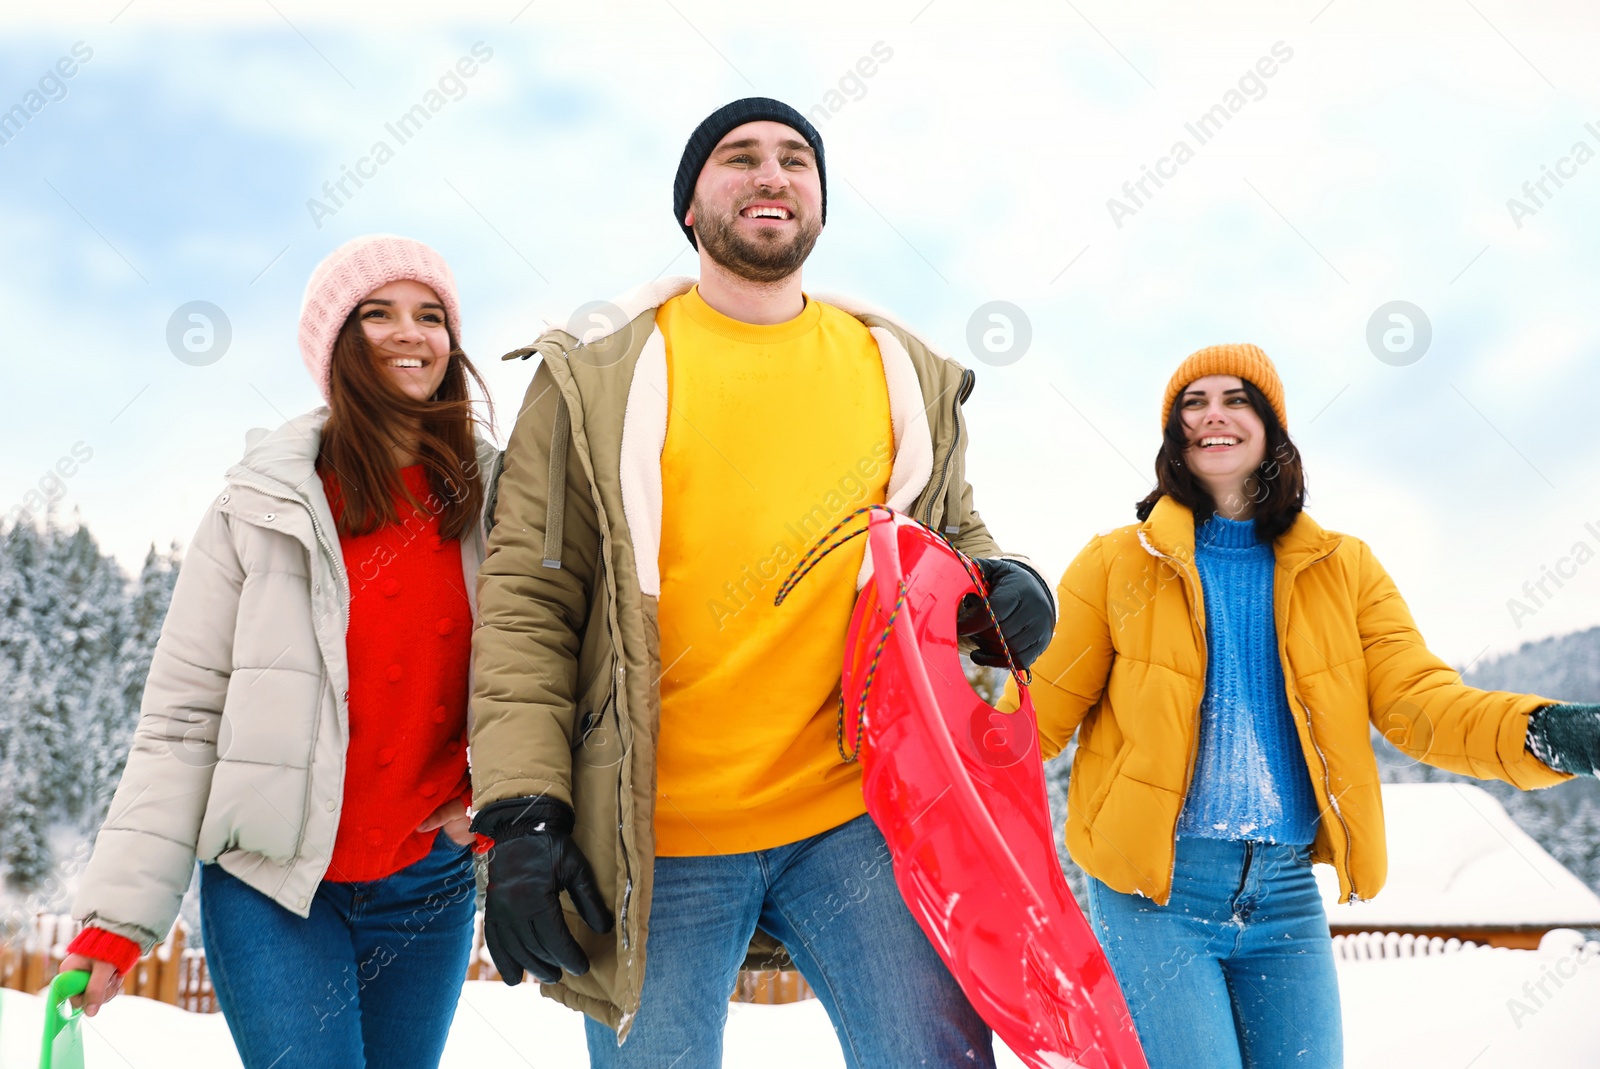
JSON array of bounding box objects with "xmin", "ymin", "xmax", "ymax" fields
[{"xmin": 73, "ymin": 409, "xmax": 497, "ymax": 950}]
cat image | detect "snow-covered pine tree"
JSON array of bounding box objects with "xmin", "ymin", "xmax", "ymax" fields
[
  {"xmin": 78, "ymin": 660, "xmax": 125, "ymax": 832},
  {"xmin": 0, "ymin": 519, "xmax": 160, "ymax": 886},
  {"xmin": 0, "ymin": 524, "xmax": 60, "ymax": 889},
  {"xmin": 0, "ymin": 641, "xmax": 59, "ymax": 890},
  {"xmin": 82, "ymin": 541, "xmax": 180, "ymax": 828},
  {"xmin": 46, "ymin": 522, "xmax": 130, "ymax": 820},
  {"xmin": 0, "ymin": 523, "xmax": 44, "ymax": 799},
  {"xmin": 0, "ymin": 530, "xmax": 18, "ymax": 768},
  {"xmin": 0, "ymin": 523, "xmax": 45, "ymax": 674}
]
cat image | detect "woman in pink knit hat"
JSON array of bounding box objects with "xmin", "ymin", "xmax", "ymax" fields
[{"xmin": 60, "ymin": 235, "xmax": 500, "ymax": 1069}]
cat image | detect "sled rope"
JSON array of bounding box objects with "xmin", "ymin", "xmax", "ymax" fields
[
  {"xmin": 775, "ymin": 505, "xmax": 1030, "ymax": 763},
  {"xmin": 771, "ymin": 505, "xmax": 877, "ymax": 607},
  {"xmin": 836, "ymin": 575, "xmax": 912, "ymax": 762}
]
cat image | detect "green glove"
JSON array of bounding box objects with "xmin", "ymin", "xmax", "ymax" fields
[{"xmin": 1525, "ymin": 703, "xmax": 1600, "ymax": 777}]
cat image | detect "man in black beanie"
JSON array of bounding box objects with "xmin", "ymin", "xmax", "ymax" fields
[
  {"xmin": 670, "ymin": 96, "xmax": 828, "ymax": 317},
  {"xmin": 672, "ymin": 96, "xmax": 826, "ymax": 259},
  {"xmin": 471, "ymin": 96, "xmax": 1054, "ymax": 1068}
]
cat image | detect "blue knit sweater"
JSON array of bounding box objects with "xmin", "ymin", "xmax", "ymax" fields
[{"xmin": 1176, "ymin": 514, "xmax": 1320, "ymax": 845}]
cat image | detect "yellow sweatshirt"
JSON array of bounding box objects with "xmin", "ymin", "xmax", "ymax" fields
[{"xmin": 653, "ymin": 286, "xmax": 893, "ymax": 855}]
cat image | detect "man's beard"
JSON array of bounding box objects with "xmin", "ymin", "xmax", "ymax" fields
[{"xmin": 691, "ymin": 196, "xmax": 822, "ymax": 284}]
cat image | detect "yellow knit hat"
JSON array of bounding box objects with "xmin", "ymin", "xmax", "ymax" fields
[{"xmin": 1161, "ymin": 343, "xmax": 1287, "ymax": 430}]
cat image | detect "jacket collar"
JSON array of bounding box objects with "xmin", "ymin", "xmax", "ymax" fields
[
  {"xmin": 226, "ymin": 406, "xmax": 498, "ymax": 512},
  {"xmin": 1140, "ymin": 495, "xmax": 1341, "ymax": 574},
  {"xmin": 227, "ymin": 408, "xmax": 330, "ymax": 503},
  {"xmin": 541, "ymin": 276, "xmax": 962, "ymax": 366},
  {"xmin": 531, "ymin": 277, "xmax": 953, "ymax": 599},
  {"xmin": 1273, "ymin": 508, "xmax": 1342, "ymax": 572}
]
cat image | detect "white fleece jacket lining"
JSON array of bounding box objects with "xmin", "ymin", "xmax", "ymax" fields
[
  {"xmin": 618, "ymin": 329, "xmax": 671, "ymax": 598},
  {"xmin": 605, "ymin": 283, "xmax": 934, "ymax": 598}
]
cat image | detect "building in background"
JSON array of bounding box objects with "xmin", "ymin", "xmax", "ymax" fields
[{"xmin": 1323, "ymin": 782, "xmax": 1600, "ymax": 949}]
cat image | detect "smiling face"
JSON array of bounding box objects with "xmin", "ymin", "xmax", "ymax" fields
[
  {"xmin": 685, "ymin": 120, "xmax": 823, "ymax": 283},
  {"xmin": 1178, "ymin": 374, "xmax": 1268, "ymax": 505},
  {"xmin": 355, "ymin": 279, "xmax": 451, "ymax": 402}
]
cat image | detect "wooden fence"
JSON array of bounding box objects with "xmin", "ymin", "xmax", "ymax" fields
[
  {"xmin": 0, "ymin": 913, "xmax": 217, "ymax": 1012},
  {"xmin": 3, "ymin": 912, "xmax": 813, "ymax": 1012}
]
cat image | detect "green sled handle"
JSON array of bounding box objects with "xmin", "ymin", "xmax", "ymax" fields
[{"xmin": 39, "ymin": 970, "xmax": 90, "ymax": 1069}]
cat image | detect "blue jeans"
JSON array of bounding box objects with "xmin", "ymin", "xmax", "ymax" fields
[
  {"xmin": 1086, "ymin": 837, "xmax": 1342, "ymax": 1069},
  {"xmin": 199, "ymin": 830, "xmax": 476, "ymax": 1069},
  {"xmin": 585, "ymin": 813, "xmax": 993, "ymax": 1068}
]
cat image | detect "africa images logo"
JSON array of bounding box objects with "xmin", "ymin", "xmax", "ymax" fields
[
  {"xmin": 1504, "ymin": 120, "xmax": 1600, "ymax": 229},
  {"xmin": 306, "ymin": 42, "xmax": 494, "ymax": 229},
  {"xmin": 1106, "ymin": 41, "xmax": 1295, "ymax": 229}
]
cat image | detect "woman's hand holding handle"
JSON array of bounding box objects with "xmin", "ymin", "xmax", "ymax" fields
[{"xmin": 56, "ymin": 955, "xmax": 121, "ymax": 1017}]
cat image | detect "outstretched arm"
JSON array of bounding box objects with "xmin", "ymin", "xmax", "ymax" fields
[{"xmin": 1356, "ymin": 541, "xmax": 1571, "ymax": 790}]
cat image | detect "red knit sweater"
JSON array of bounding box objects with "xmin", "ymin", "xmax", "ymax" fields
[
  {"xmin": 70, "ymin": 464, "xmax": 476, "ymax": 974},
  {"xmin": 322, "ymin": 463, "xmax": 474, "ymax": 881}
]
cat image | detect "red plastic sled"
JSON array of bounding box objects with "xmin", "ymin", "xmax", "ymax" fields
[{"xmin": 840, "ymin": 508, "xmax": 1148, "ymax": 1069}]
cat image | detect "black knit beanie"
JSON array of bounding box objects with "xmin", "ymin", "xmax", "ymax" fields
[{"xmin": 672, "ymin": 97, "xmax": 827, "ymax": 249}]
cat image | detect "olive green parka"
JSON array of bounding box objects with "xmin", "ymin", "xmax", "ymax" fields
[{"xmin": 470, "ymin": 278, "xmax": 1011, "ymax": 1034}]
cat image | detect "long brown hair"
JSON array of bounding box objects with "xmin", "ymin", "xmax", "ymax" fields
[
  {"xmin": 1134, "ymin": 378, "xmax": 1306, "ymax": 543},
  {"xmin": 316, "ymin": 310, "xmax": 494, "ymax": 541}
]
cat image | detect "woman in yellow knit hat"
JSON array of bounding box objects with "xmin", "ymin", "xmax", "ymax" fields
[{"xmin": 1012, "ymin": 343, "xmax": 1600, "ymax": 1067}]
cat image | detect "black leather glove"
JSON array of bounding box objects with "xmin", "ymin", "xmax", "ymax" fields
[
  {"xmin": 1525, "ymin": 703, "xmax": 1600, "ymax": 777},
  {"xmin": 956, "ymin": 557, "xmax": 1055, "ymax": 670},
  {"xmin": 472, "ymin": 797, "xmax": 614, "ymax": 985}
]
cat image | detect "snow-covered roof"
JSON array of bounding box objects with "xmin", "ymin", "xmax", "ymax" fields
[{"xmin": 1320, "ymin": 782, "xmax": 1600, "ymax": 929}]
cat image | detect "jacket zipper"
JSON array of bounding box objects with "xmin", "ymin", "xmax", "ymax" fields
[
  {"xmin": 921, "ymin": 368, "xmax": 973, "ymax": 529},
  {"xmin": 1173, "ymin": 556, "xmax": 1206, "ymax": 897},
  {"xmin": 227, "ymin": 473, "xmax": 348, "ymax": 596},
  {"xmin": 224, "ymin": 471, "xmax": 347, "ymax": 866},
  {"xmin": 604, "ymin": 649, "xmax": 633, "ymax": 951},
  {"xmin": 1278, "ymin": 544, "xmax": 1355, "ymax": 900},
  {"xmin": 1290, "ymin": 679, "xmax": 1355, "ymax": 900},
  {"xmin": 595, "ymin": 531, "xmax": 634, "ymax": 952},
  {"xmin": 615, "ymin": 710, "xmax": 632, "ymax": 951},
  {"xmin": 548, "ymin": 362, "xmax": 637, "ymax": 952},
  {"xmin": 1138, "ymin": 533, "xmax": 1207, "ymax": 900}
]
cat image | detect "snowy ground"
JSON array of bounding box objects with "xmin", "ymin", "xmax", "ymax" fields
[{"xmin": 1, "ymin": 942, "xmax": 1595, "ymax": 1068}]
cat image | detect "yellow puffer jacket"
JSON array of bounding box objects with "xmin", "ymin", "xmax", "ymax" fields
[{"xmin": 1008, "ymin": 496, "xmax": 1569, "ymax": 905}]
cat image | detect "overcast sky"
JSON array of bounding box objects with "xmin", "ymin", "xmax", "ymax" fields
[{"xmin": 3, "ymin": 0, "xmax": 1600, "ymax": 668}]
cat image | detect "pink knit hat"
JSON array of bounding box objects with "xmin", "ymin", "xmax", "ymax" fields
[{"xmin": 297, "ymin": 235, "xmax": 463, "ymax": 402}]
